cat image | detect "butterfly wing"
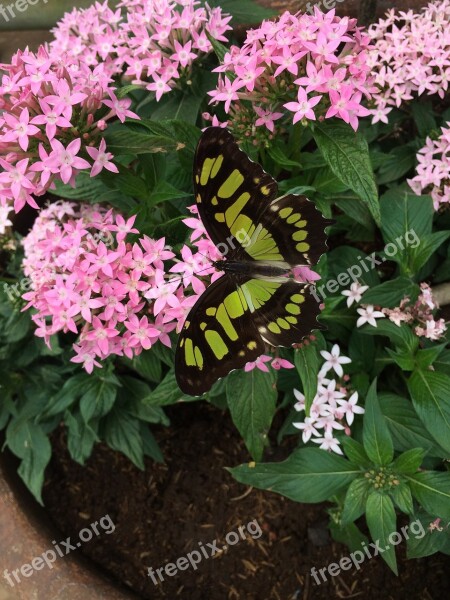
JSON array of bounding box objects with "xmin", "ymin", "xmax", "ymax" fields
[
  {"xmin": 175, "ymin": 273, "xmax": 265, "ymax": 395},
  {"xmin": 175, "ymin": 274, "xmax": 322, "ymax": 395},
  {"xmin": 240, "ymin": 278, "xmax": 324, "ymax": 346},
  {"xmin": 194, "ymin": 127, "xmax": 329, "ymax": 266}
]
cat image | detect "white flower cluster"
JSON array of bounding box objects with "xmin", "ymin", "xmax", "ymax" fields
[{"xmin": 293, "ymin": 344, "xmax": 364, "ymax": 455}]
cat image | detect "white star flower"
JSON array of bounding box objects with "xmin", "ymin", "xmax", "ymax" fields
[
  {"xmin": 312, "ymin": 431, "xmax": 343, "ymax": 455},
  {"xmin": 356, "ymin": 305, "xmax": 385, "ymax": 328},
  {"xmin": 342, "ymin": 282, "xmax": 369, "ymax": 307},
  {"xmin": 336, "ymin": 391, "xmax": 365, "ymax": 425},
  {"xmin": 319, "ymin": 344, "xmax": 352, "ymax": 378}
]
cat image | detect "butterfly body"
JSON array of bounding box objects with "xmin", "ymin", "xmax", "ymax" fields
[
  {"xmin": 213, "ymin": 259, "xmax": 291, "ymax": 279},
  {"xmin": 175, "ymin": 127, "xmax": 330, "ymax": 396}
]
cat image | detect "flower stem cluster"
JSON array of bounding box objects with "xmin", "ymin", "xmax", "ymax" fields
[
  {"xmin": 206, "ymin": 7, "xmax": 374, "ymax": 141},
  {"xmin": 408, "ymin": 123, "xmax": 450, "ymax": 211},
  {"xmin": 50, "ymin": 0, "xmax": 232, "ymax": 101},
  {"xmin": 20, "ymin": 201, "xmax": 217, "ymax": 372},
  {"xmin": 0, "ymin": 46, "xmax": 136, "ymax": 213},
  {"xmin": 293, "ymin": 343, "xmax": 364, "ymax": 455},
  {"xmin": 382, "ymin": 283, "xmax": 447, "ymax": 341},
  {"xmin": 368, "ymin": 0, "xmax": 450, "ymax": 123}
]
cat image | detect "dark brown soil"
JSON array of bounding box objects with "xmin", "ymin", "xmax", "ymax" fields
[{"xmin": 43, "ymin": 403, "xmax": 449, "ymax": 600}]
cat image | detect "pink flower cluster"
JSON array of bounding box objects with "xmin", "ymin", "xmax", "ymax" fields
[
  {"xmin": 0, "ymin": 45, "xmax": 137, "ymax": 213},
  {"xmin": 50, "ymin": 0, "xmax": 232, "ymax": 101},
  {"xmin": 408, "ymin": 123, "xmax": 450, "ymax": 210},
  {"xmin": 293, "ymin": 344, "xmax": 364, "ymax": 455},
  {"xmin": 20, "ymin": 201, "xmax": 214, "ymax": 373},
  {"xmin": 382, "ymin": 283, "xmax": 447, "ymax": 341},
  {"xmin": 206, "ymin": 8, "xmax": 374, "ymax": 139},
  {"xmin": 368, "ymin": 0, "xmax": 450, "ymax": 124}
]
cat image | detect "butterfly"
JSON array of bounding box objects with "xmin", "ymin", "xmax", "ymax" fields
[{"xmin": 175, "ymin": 127, "xmax": 330, "ymax": 396}]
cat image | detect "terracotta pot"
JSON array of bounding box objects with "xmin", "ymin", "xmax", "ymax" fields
[{"xmin": 0, "ymin": 450, "xmax": 137, "ymax": 600}]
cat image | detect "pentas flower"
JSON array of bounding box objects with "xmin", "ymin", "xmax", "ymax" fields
[
  {"xmin": 356, "ymin": 305, "xmax": 385, "ymax": 327},
  {"xmin": 408, "ymin": 123, "xmax": 450, "ymax": 211},
  {"xmin": 50, "ymin": 0, "xmax": 231, "ymax": 101},
  {"xmin": 206, "ymin": 7, "xmax": 375, "ymax": 141},
  {"xmin": 382, "ymin": 283, "xmax": 447, "ymax": 341},
  {"xmin": 368, "ymin": 1, "xmax": 450, "ymax": 122},
  {"xmin": 0, "ymin": 46, "xmax": 134, "ymax": 213},
  {"xmin": 342, "ymin": 281, "xmax": 369, "ymax": 307},
  {"xmin": 20, "ymin": 201, "xmax": 220, "ymax": 372},
  {"xmin": 293, "ymin": 345, "xmax": 364, "ymax": 454}
]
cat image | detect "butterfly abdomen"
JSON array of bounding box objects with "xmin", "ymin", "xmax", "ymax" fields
[{"xmin": 215, "ymin": 260, "xmax": 291, "ymax": 279}]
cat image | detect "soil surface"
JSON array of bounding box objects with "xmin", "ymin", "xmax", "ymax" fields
[{"xmin": 43, "ymin": 402, "xmax": 449, "ymax": 600}]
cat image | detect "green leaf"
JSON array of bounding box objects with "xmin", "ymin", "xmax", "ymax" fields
[
  {"xmin": 341, "ymin": 477, "xmax": 370, "ymax": 525},
  {"xmin": 379, "ymin": 189, "xmax": 434, "ymax": 275},
  {"xmin": 6, "ymin": 418, "xmax": 51, "ymax": 504},
  {"xmin": 392, "ymin": 448, "xmax": 425, "ymax": 474},
  {"xmin": 65, "ymin": 410, "xmax": 98, "ymax": 465},
  {"xmin": 229, "ymin": 448, "xmax": 359, "ymax": 502},
  {"xmin": 386, "ymin": 348, "xmax": 416, "ymax": 371},
  {"xmin": 206, "ymin": 0, "xmax": 275, "ymax": 23},
  {"xmin": 390, "ymin": 483, "xmax": 414, "ymax": 515},
  {"xmin": 410, "ymin": 231, "xmax": 450, "ymax": 273},
  {"xmin": 362, "ymin": 277, "xmax": 418, "ymax": 308},
  {"xmin": 140, "ymin": 424, "xmax": 164, "ymax": 463},
  {"xmin": 377, "ymin": 145, "xmax": 416, "ymax": 185},
  {"xmin": 334, "ymin": 196, "xmax": 374, "ymax": 231},
  {"xmin": 147, "ymin": 181, "xmax": 190, "ymax": 208},
  {"xmin": 341, "ymin": 437, "xmax": 371, "ymax": 467},
  {"xmin": 407, "ymin": 511, "xmax": 449, "ymax": 558},
  {"xmin": 44, "ymin": 372, "xmax": 92, "ymax": 417},
  {"xmin": 329, "ymin": 521, "xmax": 368, "ymax": 553},
  {"xmin": 4, "ymin": 308, "xmax": 30, "ymax": 342},
  {"xmin": 294, "ymin": 341, "xmax": 319, "ymax": 414},
  {"xmin": 365, "ymin": 492, "xmax": 398, "ymax": 574},
  {"xmin": 360, "ymin": 319, "xmax": 418, "ymax": 353},
  {"xmin": 267, "ymin": 145, "xmax": 302, "ymax": 169},
  {"xmin": 325, "ymin": 246, "xmax": 380, "ymax": 290},
  {"xmin": 102, "ymin": 408, "xmax": 144, "ymax": 470},
  {"xmin": 128, "ymin": 351, "xmax": 162, "ymax": 383},
  {"xmin": 104, "ymin": 125, "xmax": 181, "ymax": 155},
  {"xmin": 226, "ymin": 368, "xmax": 277, "ymax": 461},
  {"xmin": 119, "ymin": 376, "xmax": 169, "ymax": 425},
  {"xmin": 379, "ymin": 393, "xmax": 446, "ymax": 457},
  {"xmin": 407, "ymin": 471, "xmax": 450, "ymax": 521},
  {"xmin": 411, "ymin": 101, "xmax": 437, "ymax": 138},
  {"xmin": 434, "ymin": 349, "xmax": 450, "ymax": 375},
  {"xmin": 113, "ymin": 167, "xmax": 149, "ymax": 200},
  {"xmin": 363, "ymin": 379, "xmax": 394, "ymax": 465},
  {"xmin": 416, "ymin": 344, "xmax": 447, "ymax": 370},
  {"xmin": 143, "ymin": 369, "xmax": 184, "ymax": 405},
  {"xmin": 312, "ymin": 121, "xmax": 380, "ymax": 224},
  {"xmin": 79, "ymin": 375, "xmax": 119, "ymax": 423},
  {"xmin": 205, "ymin": 31, "xmax": 229, "ymax": 63},
  {"xmin": 408, "ymin": 370, "xmax": 450, "ymax": 454}
]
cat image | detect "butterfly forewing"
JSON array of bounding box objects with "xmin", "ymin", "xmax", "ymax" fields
[
  {"xmin": 194, "ymin": 127, "xmax": 329, "ymax": 266},
  {"xmin": 194, "ymin": 127, "xmax": 276, "ymax": 259}
]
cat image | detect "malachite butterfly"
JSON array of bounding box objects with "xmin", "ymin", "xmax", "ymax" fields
[{"xmin": 175, "ymin": 127, "xmax": 330, "ymax": 395}]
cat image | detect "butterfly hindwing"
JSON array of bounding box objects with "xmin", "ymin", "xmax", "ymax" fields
[
  {"xmin": 247, "ymin": 278, "xmax": 323, "ymax": 346},
  {"xmin": 175, "ymin": 273, "xmax": 265, "ymax": 395}
]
